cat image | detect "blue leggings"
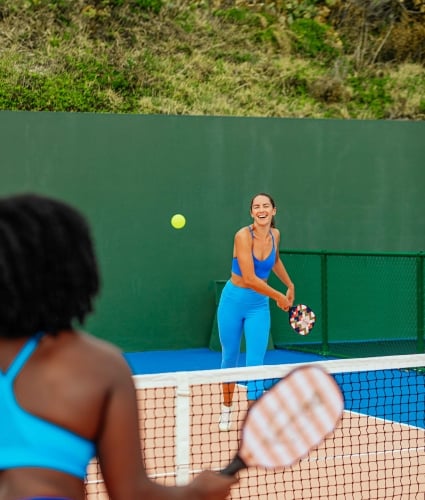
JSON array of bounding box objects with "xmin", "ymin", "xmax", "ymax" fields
[{"xmin": 218, "ymin": 280, "xmax": 271, "ymax": 400}]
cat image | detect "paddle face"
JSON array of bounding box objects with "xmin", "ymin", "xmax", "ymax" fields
[
  {"xmin": 289, "ymin": 304, "xmax": 316, "ymax": 336},
  {"xmin": 221, "ymin": 365, "xmax": 344, "ymax": 475}
]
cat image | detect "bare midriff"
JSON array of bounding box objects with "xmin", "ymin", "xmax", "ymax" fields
[{"xmin": 230, "ymin": 273, "xmax": 267, "ymax": 288}]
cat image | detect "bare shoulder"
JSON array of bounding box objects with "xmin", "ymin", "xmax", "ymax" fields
[
  {"xmin": 271, "ymin": 227, "xmax": 281, "ymax": 242},
  {"xmin": 234, "ymin": 226, "xmax": 251, "ymax": 242},
  {"xmin": 47, "ymin": 331, "xmax": 132, "ymax": 382},
  {"xmin": 77, "ymin": 332, "xmax": 129, "ymax": 371},
  {"xmin": 77, "ymin": 332, "xmax": 124, "ymax": 359}
]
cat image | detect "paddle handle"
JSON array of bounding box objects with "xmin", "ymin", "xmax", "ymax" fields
[{"xmin": 221, "ymin": 454, "xmax": 247, "ymax": 476}]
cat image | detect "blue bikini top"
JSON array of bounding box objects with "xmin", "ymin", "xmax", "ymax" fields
[
  {"xmin": 0, "ymin": 333, "xmax": 96, "ymax": 479},
  {"xmin": 231, "ymin": 226, "xmax": 276, "ymax": 279}
]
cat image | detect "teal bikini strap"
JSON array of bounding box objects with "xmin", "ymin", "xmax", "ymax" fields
[
  {"xmin": 3, "ymin": 332, "xmax": 44, "ymax": 381},
  {"xmin": 270, "ymin": 229, "xmax": 275, "ymax": 248}
]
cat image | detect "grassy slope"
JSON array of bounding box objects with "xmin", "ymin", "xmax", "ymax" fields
[{"xmin": 0, "ymin": 0, "xmax": 424, "ymax": 119}]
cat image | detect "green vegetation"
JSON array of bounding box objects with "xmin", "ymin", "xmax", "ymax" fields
[{"xmin": 0, "ymin": 0, "xmax": 424, "ymax": 119}]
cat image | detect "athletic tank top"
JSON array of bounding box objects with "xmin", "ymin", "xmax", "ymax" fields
[
  {"xmin": 231, "ymin": 226, "xmax": 276, "ymax": 279},
  {"xmin": 0, "ymin": 333, "xmax": 96, "ymax": 480}
]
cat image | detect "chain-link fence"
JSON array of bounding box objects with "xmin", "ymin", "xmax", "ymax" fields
[{"xmin": 271, "ymin": 250, "xmax": 425, "ymax": 358}]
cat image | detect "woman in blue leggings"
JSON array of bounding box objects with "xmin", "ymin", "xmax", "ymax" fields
[{"xmin": 217, "ymin": 193, "xmax": 295, "ymax": 431}]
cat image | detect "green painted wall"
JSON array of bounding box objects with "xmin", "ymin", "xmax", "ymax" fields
[{"xmin": 1, "ymin": 111, "xmax": 424, "ymax": 351}]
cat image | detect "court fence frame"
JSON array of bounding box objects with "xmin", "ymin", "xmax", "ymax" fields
[{"xmin": 272, "ymin": 250, "xmax": 425, "ymax": 358}]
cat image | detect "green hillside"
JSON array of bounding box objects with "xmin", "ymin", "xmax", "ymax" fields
[{"xmin": 0, "ymin": 0, "xmax": 424, "ymax": 119}]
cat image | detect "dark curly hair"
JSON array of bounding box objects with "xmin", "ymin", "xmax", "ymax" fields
[{"xmin": 0, "ymin": 193, "xmax": 100, "ymax": 339}]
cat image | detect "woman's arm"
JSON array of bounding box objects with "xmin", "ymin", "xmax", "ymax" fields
[
  {"xmin": 96, "ymin": 350, "xmax": 236, "ymax": 500},
  {"xmin": 272, "ymin": 230, "xmax": 295, "ymax": 306},
  {"xmin": 235, "ymin": 228, "xmax": 290, "ymax": 311}
]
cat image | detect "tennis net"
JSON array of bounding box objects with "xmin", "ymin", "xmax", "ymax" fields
[{"xmin": 85, "ymin": 354, "xmax": 425, "ymax": 499}]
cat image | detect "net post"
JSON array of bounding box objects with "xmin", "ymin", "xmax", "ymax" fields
[
  {"xmin": 416, "ymin": 252, "xmax": 424, "ymax": 353},
  {"xmin": 175, "ymin": 374, "xmax": 191, "ymax": 485}
]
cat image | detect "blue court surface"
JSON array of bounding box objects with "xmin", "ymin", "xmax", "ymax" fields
[
  {"xmin": 334, "ymin": 369, "xmax": 425, "ymax": 429},
  {"xmin": 124, "ymin": 347, "xmax": 328, "ymax": 375}
]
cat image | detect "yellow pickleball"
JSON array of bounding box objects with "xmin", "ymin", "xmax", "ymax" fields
[{"xmin": 171, "ymin": 213, "xmax": 186, "ymax": 229}]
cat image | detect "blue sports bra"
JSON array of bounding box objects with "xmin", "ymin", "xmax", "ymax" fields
[
  {"xmin": 0, "ymin": 333, "xmax": 96, "ymax": 480},
  {"xmin": 231, "ymin": 226, "xmax": 276, "ymax": 279}
]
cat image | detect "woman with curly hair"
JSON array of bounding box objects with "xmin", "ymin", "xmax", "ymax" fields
[{"xmin": 0, "ymin": 193, "xmax": 236, "ymax": 500}]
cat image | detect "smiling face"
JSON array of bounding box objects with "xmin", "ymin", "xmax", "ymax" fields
[{"xmin": 250, "ymin": 194, "xmax": 276, "ymax": 227}]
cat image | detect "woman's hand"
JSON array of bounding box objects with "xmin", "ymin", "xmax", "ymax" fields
[
  {"xmin": 276, "ymin": 293, "xmax": 290, "ymax": 312},
  {"xmin": 187, "ymin": 470, "xmax": 237, "ymax": 499},
  {"xmin": 286, "ymin": 284, "xmax": 295, "ymax": 307}
]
